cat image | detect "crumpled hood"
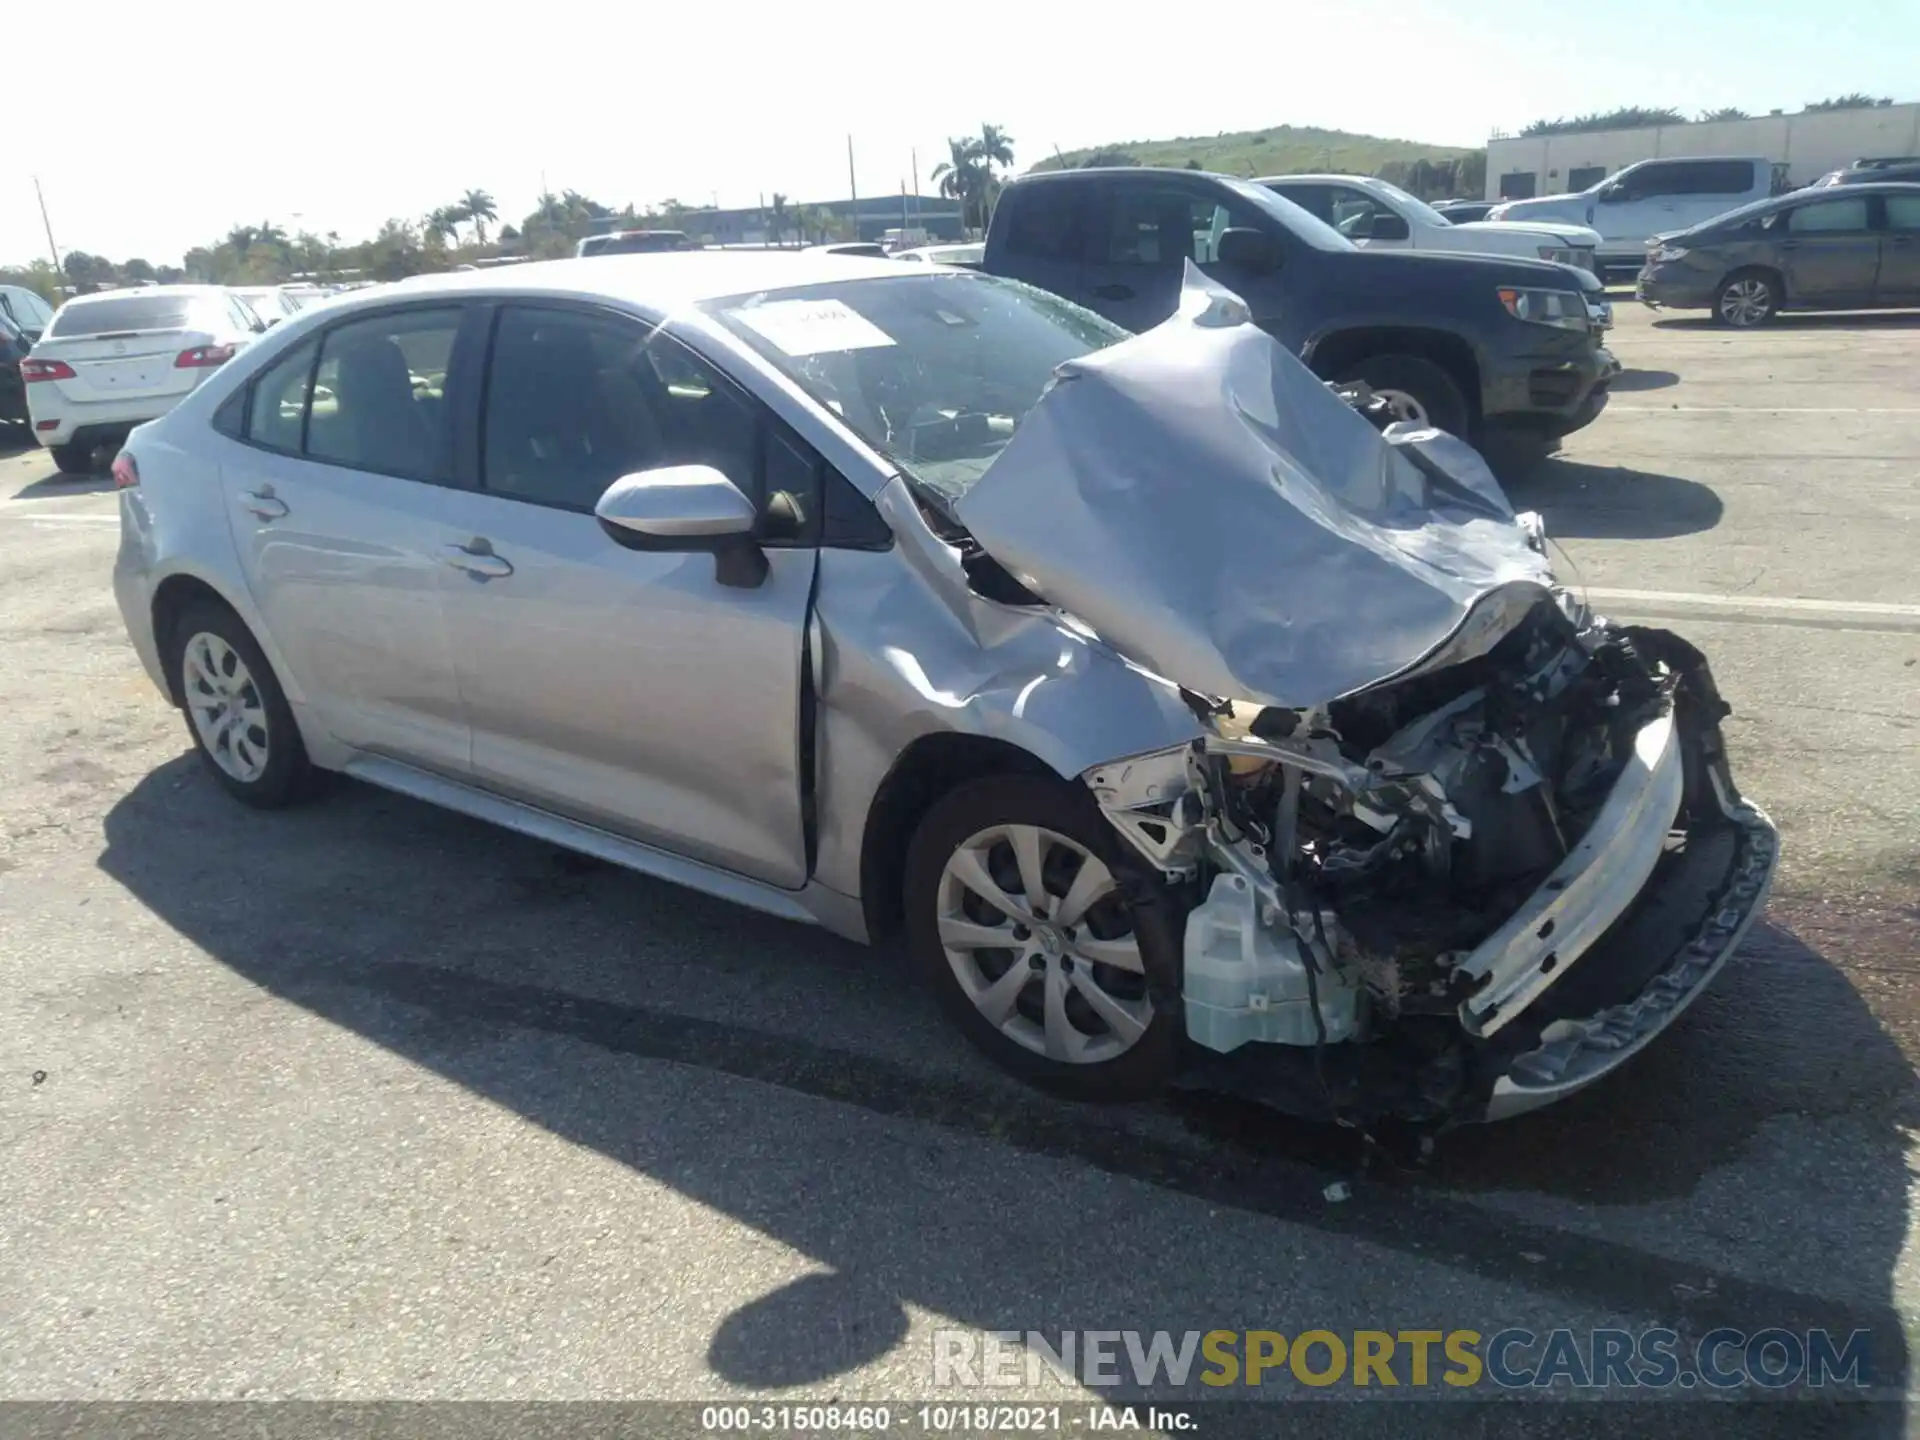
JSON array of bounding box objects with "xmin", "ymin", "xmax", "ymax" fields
[{"xmin": 951, "ymin": 266, "xmax": 1555, "ymax": 709}]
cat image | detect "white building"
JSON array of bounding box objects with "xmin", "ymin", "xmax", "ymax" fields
[{"xmin": 1484, "ymin": 102, "xmax": 1920, "ymax": 200}]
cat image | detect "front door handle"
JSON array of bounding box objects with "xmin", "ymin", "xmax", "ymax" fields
[
  {"xmin": 443, "ymin": 539, "xmax": 514, "ymax": 579},
  {"xmin": 240, "ymin": 487, "xmax": 287, "ymax": 520},
  {"xmin": 1091, "ymin": 283, "xmax": 1135, "ymax": 300}
]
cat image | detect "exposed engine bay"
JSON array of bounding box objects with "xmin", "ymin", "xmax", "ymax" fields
[{"xmin": 1084, "ymin": 590, "xmax": 1774, "ymax": 1126}]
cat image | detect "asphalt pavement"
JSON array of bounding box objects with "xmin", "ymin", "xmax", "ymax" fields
[{"xmin": 0, "ymin": 303, "xmax": 1915, "ymax": 1434}]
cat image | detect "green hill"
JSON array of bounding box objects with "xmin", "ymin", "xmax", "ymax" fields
[{"xmin": 1030, "ymin": 123, "xmax": 1473, "ymax": 179}]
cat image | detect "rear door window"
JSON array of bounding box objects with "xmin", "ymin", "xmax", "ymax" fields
[
  {"xmin": 1885, "ymin": 195, "xmax": 1920, "ymax": 230},
  {"xmin": 1000, "ymin": 188, "xmax": 1087, "ymax": 262},
  {"xmin": 305, "ymin": 308, "xmax": 463, "ymax": 482}
]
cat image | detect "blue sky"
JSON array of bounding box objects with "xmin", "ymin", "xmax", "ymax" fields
[{"xmin": 4, "ymin": 0, "xmax": 1913, "ymax": 268}]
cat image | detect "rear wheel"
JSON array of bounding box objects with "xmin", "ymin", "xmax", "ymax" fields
[
  {"xmin": 49, "ymin": 442, "xmax": 95, "ymax": 474},
  {"xmin": 167, "ymin": 600, "xmax": 319, "ymax": 809},
  {"xmin": 905, "ymin": 774, "xmax": 1185, "ymax": 1101},
  {"xmin": 1715, "ymin": 270, "xmax": 1779, "ymax": 328},
  {"xmin": 1330, "ymin": 354, "xmax": 1471, "ymax": 437}
]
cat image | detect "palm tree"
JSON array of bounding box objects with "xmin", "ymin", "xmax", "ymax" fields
[
  {"xmin": 224, "ymin": 223, "xmax": 258, "ymax": 255},
  {"xmin": 460, "ymin": 188, "xmax": 498, "ymax": 246},
  {"xmin": 423, "ymin": 208, "xmax": 460, "ymax": 246},
  {"xmin": 769, "ymin": 193, "xmax": 789, "ymax": 247},
  {"xmin": 533, "ymin": 190, "xmax": 567, "ymax": 226},
  {"xmin": 978, "ymin": 123, "xmax": 1014, "ymax": 172},
  {"xmin": 932, "ymin": 136, "xmax": 989, "ymax": 233},
  {"xmin": 256, "ymin": 220, "xmax": 290, "ymax": 249}
]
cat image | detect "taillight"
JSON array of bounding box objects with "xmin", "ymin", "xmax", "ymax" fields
[
  {"xmin": 175, "ymin": 343, "xmax": 237, "ymax": 369},
  {"xmin": 21, "ymin": 357, "xmax": 76, "ymax": 382},
  {"xmin": 111, "ymin": 452, "xmax": 140, "ymax": 489}
]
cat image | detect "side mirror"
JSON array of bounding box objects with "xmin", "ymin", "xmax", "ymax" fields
[
  {"xmin": 1214, "ymin": 227, "xmax": 1280, "ymax": 272},
  {"xmin": 594, "ymin": 464, "xmax": 767, "ymax": 588},
  {"xmin": 1366, "ymin": 211, "xmax": 1411, "ymax": 241}
]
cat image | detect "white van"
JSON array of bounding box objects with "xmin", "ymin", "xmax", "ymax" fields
[{"xmin": 1488, "ymin": 156, "xmax": 1772, "ymax": 268}]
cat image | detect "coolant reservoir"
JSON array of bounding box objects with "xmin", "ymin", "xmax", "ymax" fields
[{"xmin": 1183, "ymin": 873, "xmax": 1362, "ymax": 1052}]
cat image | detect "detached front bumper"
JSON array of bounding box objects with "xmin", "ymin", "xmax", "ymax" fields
[{"xmin": 1472, "ymin": 669, "xmax": 1779, "ymax": 1119}]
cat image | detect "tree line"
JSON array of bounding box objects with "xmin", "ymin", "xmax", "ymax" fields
[{"xmin": 0, "ymin": 182, "xmax": 868, "ymax": 302}]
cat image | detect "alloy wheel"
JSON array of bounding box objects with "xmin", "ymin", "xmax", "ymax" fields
[
  {"xmin": 182, "ymin": 631, "xmax": 271, "ymax": 783},
  {"xmin": 934, "ymin": 823, "xmax": 1153, "ymax": 1065},
  {"xmin": 1719, "ymin": 278, "xmax": 1774, "ymax": 327}
]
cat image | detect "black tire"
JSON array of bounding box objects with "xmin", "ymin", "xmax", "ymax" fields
[
  {"xmin": 1331, "ymin": 353, "xmax": 1471, "ymax": 437},
  {"xmin": 166, "ymin": 599, "xmax": 319, "ymax": 809},
  {"xmin": 904, "ymin": 773, "xmax": 1186, "ymax": 1101},
  {"xmin": 1714, "ymin": 269, "xmax": 1780, "ymax": 328},
  {"xmin": 49, "ymin": 442, "xmax": 95, "ymax": 474}
]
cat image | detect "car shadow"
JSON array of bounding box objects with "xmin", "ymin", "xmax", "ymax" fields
[
  {"xmin": 1654, "ymin": 311, "xmax": 1920, "ymax": 331},
  {"xmin": 1504, "ymin": 458, "xmax": 1723, "ymax": 539},
  {"xmin": 93, "ymin": 759, "xmax": 1913, "ymax": 1423},
  {"xmin": 1608, "ymin": 368, "xmax": 1679, "ymax": 392},
  {"xmin": 0, "ymin": 422, "xmax": 39, "ymax": 459},
  {"xmin": 9, "ymin": 472, "xmax": 113, "ymax": 499}
]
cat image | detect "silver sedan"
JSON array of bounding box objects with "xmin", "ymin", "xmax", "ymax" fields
[{"xmin": 110, "ymin": 253, "xmax": 1776, "ymax": 1125}]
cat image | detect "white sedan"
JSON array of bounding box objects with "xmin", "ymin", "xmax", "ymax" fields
[{"xmin": 23, "ymin": 285, "xmax": 263, "ymax": 473}]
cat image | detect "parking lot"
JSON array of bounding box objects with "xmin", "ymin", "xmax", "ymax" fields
[{"xmin": 1, "ymin": 301, "xmax": 1916, "ymax": 1427}]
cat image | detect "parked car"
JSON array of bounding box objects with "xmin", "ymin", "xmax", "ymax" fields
[
  {"xmin": 232, "ymin": 287, "xmax": 303, "ymax": 326},
  {"xmin": 807, "ymin": 241, "xmax": 890, "ymax": 258},
  {"xmin": 576, "ymin": 230, "xmax": 697, "ymax": 257},
  {"xmin": 1638, "ymin": 182, "xmax": 1920, "ymax": 326},
  {"xmin": 23, "ymin": 285, "xmax": 263, "ymax": 472},
  {"xmin": 0, "ymin": 310, "xmax": 32, "ymax": 426},
  {"xmin": 1808, "ymin": 160, "xmax": 1920, "ymax": 189},
  {"xmin": 108, "ymin": 254, "xmax": 1774, "ymax": 1124},
  {"xmin": 893, "ymin": 242, "xmax": 985, "ymax": 266},
  {"xmin": 1, "ymin": 283, "xmax": 54, "ymax": 339},
  {"xmin": 1261, "ymin": 174, "xmax": 1602, "ymax": 272},
  {"xmin": 1431, "ymin": 200, "xmax": 1495, "ymax": 224},
  {"xmin": 1488, "ymin": 156, "xmax": 1773, "ymax": 272},
  {"xmin": 982, "ymin": 167, "xmax": 1615, "ymax": 452}
]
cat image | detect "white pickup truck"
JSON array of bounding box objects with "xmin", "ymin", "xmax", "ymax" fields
[{"xmin": 1261, "ymin": 173, "xmax": 1603, "ymax": 273}]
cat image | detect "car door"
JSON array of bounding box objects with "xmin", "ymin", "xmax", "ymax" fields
[
  {"xmin": 1775, "ymin": 195, "xmax": 1880, "ymax": 304},
  {"xmin": 991, "ymin": 184, "xmax": 1090, "ymax": 309},
  {"xmin": 1876, "ymin": 193, "xmax": 1920, "ymax": 302},
  {"xmin": 218, "ymin": 304, "xmax": 477, "ymax": 773},
  {"xmin": 430, "ymin": 301, "xmax": 815, "ymax": 888},
  {"xmin": 1669, "ymin": 160, "xmax": 1759, "ymax": 233},
  {"xmin": 1079, "ymin": 179, "xmax": 1201, "ymax": 330}
]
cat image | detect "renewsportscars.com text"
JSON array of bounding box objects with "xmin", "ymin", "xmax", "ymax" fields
[{"xmin": 932, "ymin": 1327, "xmax": 1874, "ymax": 1391}]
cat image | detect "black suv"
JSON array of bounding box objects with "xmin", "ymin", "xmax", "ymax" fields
[{"xmin": 983, "ymin": 168, "xmax": 1615, "ymax": 454}]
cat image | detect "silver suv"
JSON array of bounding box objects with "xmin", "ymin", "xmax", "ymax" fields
[{"xmin": 111, "ymin": 255, "xmax": 1776, "ymax": 1125}]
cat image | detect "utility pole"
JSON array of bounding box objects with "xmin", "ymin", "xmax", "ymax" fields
[{"xmin": 33, "ymin": 174, "xmax": 62, "ymax": 279}]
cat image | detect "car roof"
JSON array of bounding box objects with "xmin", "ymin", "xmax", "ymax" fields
[
  {"xmin": 374, "ymin": 251, "xmax": 929, "ymax": 311},
  {"xmin": 60, "ymin": 284, "xmax": 228, "ymax": 307},
  {"xmin": 1008, "ymin": 166, "xmax": 1231, "ymax": 185},
  {"xmin": 1255, "ymin": 174, "xmax": 1388, "ymax": 187}
]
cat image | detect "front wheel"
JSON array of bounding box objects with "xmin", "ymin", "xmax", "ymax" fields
[
  {"xmin": 1716, "ymin": 271, "xmax": 1778, "ymax": 328},
  {"xmin": 904, "ymin": 775, "xmax": 1185, "ymax": 1101},
  {"xmin": 1330, "ymin": 354, "xmax": 1471, "ymax": 437}
]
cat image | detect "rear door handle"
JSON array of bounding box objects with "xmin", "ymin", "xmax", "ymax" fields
[
  {"xmin": 443, "ymin": 540, "xmax": 514, "ymax": 579},
  {"xmin": 240, "ymin": 488, "xmax": 287, "ymax": 520},
  {"xmin": 1091, "ymin": 283, "xmax": 1135, "ymax": 300}
]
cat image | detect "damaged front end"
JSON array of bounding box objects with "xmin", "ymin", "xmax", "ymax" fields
[
  {"xmin": 1086, "ymin": 600, "xmax": 1777, "ymax": 1125},
  {"xmin": 944, "ymin": 265, "xmax": 1775, "ymax": 1124}
]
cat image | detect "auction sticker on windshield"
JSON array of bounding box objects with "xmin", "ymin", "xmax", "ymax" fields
[{"xmin": 726, "ymin": 298, "xmax": 896, "ymax": 356}]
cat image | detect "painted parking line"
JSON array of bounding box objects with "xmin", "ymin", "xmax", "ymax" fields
[
  {"xmin": 1608, "ymin": 406, "xmax": 1920, "ymax": 414},
  {"xmin": 1585, "ymin": 586, "xmax": 1920, "ymax": 633},
  {"xmin": 0, "ymin": 510, "xmax": 118, "ymax": 524}
]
